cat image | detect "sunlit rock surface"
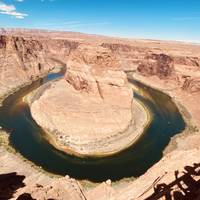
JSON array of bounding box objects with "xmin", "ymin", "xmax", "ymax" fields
[{"xmin": 30, "ymin": 46, "xmax": 137, "ymax": 156}]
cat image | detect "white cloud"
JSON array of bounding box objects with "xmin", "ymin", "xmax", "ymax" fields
[
  {"xmin": 0, "ymin": 1, "xmax": 27, "ymax": 19},
  {"xmin": 0, "ymin": 3, "xmax": 15, "ymax": 12},
  {"xmin": 15, "ymin": 0, "xmax": 24, "ymax": 2}
]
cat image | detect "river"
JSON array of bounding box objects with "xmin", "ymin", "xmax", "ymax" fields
[{"xmin": 0, "ymin": 71, "xmax": 185, "ymax": 182}]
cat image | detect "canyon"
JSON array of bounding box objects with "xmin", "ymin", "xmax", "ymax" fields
[{"xmin": 0, "ymin": 28, "xmax": 200, "ymax": 199}]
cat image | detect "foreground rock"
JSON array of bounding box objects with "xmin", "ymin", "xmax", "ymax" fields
[
  {"xmin": 0, "ymin": 139, "xmax": 199, "ymax": 199},
  {"xmin": 17, "ymin": 177, "xmax": 86, "ymax": 200},
  {"xmin": 0, "ymin": 137, "xmax": 86, "ymax": 200}
]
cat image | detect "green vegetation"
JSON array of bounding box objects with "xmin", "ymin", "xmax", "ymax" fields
[
  {"xmin": 0, "ymin": 131, "xmax": 9, "ymax": 146},
  {"xmin": 188, "ymin": 125, "xmax": 199, "ymax": 133}
]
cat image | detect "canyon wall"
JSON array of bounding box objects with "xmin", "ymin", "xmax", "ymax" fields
[{"xmin": 0, "ymin": 34, "xmax": 79, "ymax": 101}]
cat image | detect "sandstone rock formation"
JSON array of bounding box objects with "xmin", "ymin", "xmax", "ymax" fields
[
  {"xmin": 138, "ymin": 53, "xmax": 174, "ymax": 78},
  {"xmin": 0, "ymin": 34, "xmax": 78, "ymax": 103},
  {"xmin": 29, "ymin": 44, "xmax": 149, "ymax": 157}
]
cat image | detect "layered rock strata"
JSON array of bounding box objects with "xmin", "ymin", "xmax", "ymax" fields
[{"xmin": 0, "ymin": 34, "xmax": 78, "ymax": 103}]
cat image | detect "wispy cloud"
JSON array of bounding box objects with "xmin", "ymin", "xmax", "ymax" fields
[
  {"xmin": 37, "ymin": 20, "xmax": 110, "ymax": 29},
  {"xmin": 42, "ymin": 20, "xmax": 81, "ymax": 26},
  {"xmin": 172, "ymin": 16, "xmax": 200, "ymax": 21},
  {"xmin": 0, "ymin": 1, "xmax": 28, "ymax": 19},
  {"xmin": 15, "ymin": 0, "xmax": 24, "ymax": 2},
  {"xmin": 66, "ymin": 22, "xmax": 110, "ymax": 28}
]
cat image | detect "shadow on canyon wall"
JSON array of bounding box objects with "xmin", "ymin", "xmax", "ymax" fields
[
  {"xmin": 16, "ymin": 193, "xmax": 36, "ymax": 200},
  {"xmin": 0, "ymin": 172, "xmax": 25, "ymax": 200},
  {"xmin": 144, "ymin": 163, "xmax": 200, "ymax": 200},
  {"xmin": 16, "ymin": 193, "xmax": 56, "ymax": 200},
  {"xmin": 0, "ymin": 172, "xmax": 55, "ymax": 200},
  {"xmin": 1, "ymin": 163, "xmax": 200, "ymax": 200}
]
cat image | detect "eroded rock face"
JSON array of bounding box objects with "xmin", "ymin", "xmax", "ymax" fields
[
  {"xmin": 18, "ymin": 177, "xmax": 86, "ymax": 200},
  {"xmin": 137, "ymin": 53, "xmax": 174, "ymax": 78},
  {"xmin": 68, "ymin": 44, "xmax": 121, "ymax": 71},
  {"xmin": 0, "ymin": 35, "xmax": 79, "ymax": 101},
  {"xmin": 181, "ymin": 77, "xmax": 200, "ymax": 93},
  {"xmin": 174, "ymin": 56, "xmax": 200, "ymax": 67}
]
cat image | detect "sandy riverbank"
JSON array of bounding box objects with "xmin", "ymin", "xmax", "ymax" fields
[{"xmin": 0, "ymin": 69, "xmax": 53, "ymax": 106}]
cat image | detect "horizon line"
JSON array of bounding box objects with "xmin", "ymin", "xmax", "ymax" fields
[{"xmin": 1, "ymin": 26, "xmax": 200, "ymax": 45}]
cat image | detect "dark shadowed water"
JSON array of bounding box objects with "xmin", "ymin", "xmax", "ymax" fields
[{"xmin": 0, "ymin": 72, "xmax": 185, "ymax": 182}]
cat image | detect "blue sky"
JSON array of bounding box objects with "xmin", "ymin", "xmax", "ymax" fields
[{"xmin": 0, "ymin": 0, "xmax": 200, "ymax": 42}]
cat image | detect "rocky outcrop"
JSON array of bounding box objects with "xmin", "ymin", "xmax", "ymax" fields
[
  {"xmin": 174, "ymin": 56, "xmax": 200, "ymax": 67},
  {"xmin": 69, "ymin": 44, "xmax": 120, "ymax": 70},
  {"xmin": 101, "ymin": 42, "xmax": 138, "ymax": 53},
  {"xmin": 29, "ymin": 46, "xmax": 149, "ymax": 157},
  {"xmin": 137, "ymin": 53, "xmax": 174, "ymax": 78},
  {"xmin": 26, "ymin": 38, "xmax": 152, "ymax": 157},
  {"xmin": 181, "ymin": 77, "xmax": 200, "ymax": 93},
  {"xmin": 101, "ymin": 42, "xmax": 147, "ymax": 71}
]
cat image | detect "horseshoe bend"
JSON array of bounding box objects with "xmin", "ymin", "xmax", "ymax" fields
[
  {"xmin": 28, "ymin": 52, "xmax": 149, "ymax": 157},
  {"xmin": 0, "ymin": 28, "xmax": 200, "ymax": 199}
]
